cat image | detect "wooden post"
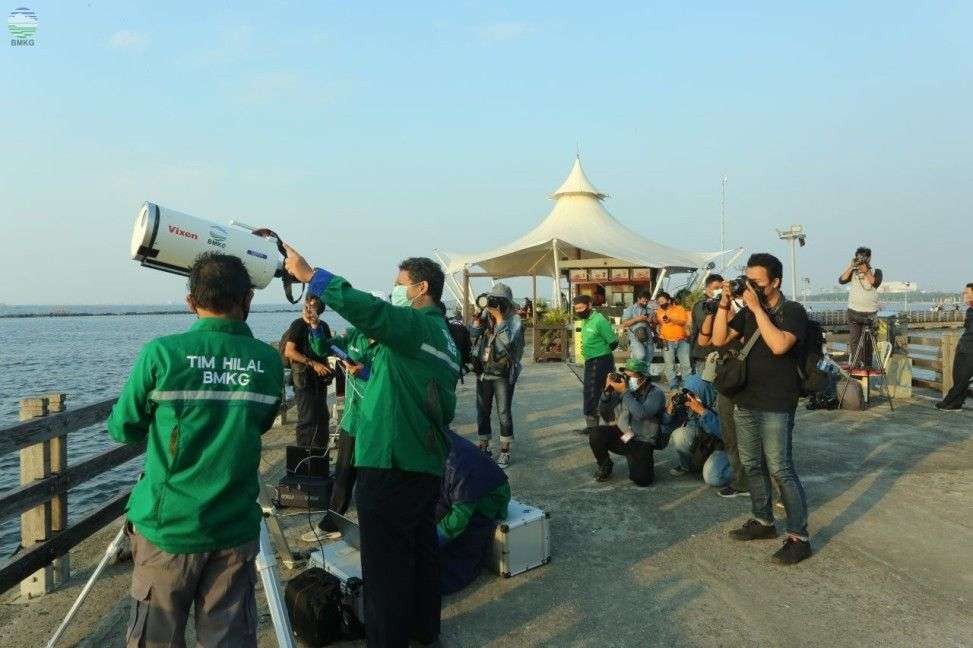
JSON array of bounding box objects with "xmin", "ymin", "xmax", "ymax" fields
[
  {"xmin": 44, "ymin": 393, "xmax": 69, "ymax": 587},
  {"xmin": 19, "ymin": 396, "xmax": 54, "ymax": 598},
  {"xmin": 940, "ymin": 331, "xmax": 961, "ymax": 397}
]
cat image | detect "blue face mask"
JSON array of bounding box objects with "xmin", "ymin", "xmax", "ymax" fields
[{"xmin": 391, "ymin": 283, "xmax": 417, "ymax": 308}]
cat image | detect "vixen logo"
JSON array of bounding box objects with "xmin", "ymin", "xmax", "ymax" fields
[{"xmin": 168, "ymin": 225, "xmax": 198, "ymax": 240}]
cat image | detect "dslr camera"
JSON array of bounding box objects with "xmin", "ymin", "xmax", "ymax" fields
[
  {"xmin": 727, "ymin": 275, "xmax": 752, "ymax": 297},
  {"xmin": 475, "ymin": 293, "xmax": 506, "ymax": 311},
  {"xmin": 853, "ymin": 246, "xmax": 871, "ymax": 268},
  {"xmin": 604, "ymin": 368, "xmax": 626, "ymax": 394}
]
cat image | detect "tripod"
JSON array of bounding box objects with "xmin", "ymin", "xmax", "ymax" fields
[
  {"xmin": 45, "ymin": 518, "xmax": 297, "ymax": 648},
  {"xmin": 839, "ymin": 318, "xmax": 894, "ymax": 411}
]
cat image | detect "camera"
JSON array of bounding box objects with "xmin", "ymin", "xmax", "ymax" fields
[
  {"xmin": 853, "ymin": 252, "xmax": 870, "ymax": 266},
  {"xmin": 604, "ymin": 369, "xmax": 626, "ymax": 394},
  {"xmin": 475, "ymin": 293, "xmax": 505, "ymax": 310},
  {"xmin": 702, "ymin": 298, "xmax": 720, "ymax": 315},
  {"xmin": 670, "ymin": 388, "xmax": 693, "ymax": 410},
  {"xmin": 727, "ymin": 275, "xmax": 751, "ymax": 297}
]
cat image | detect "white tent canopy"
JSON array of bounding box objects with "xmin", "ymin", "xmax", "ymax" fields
[{"xmin": 444, "ymin": 157, "xmax": 726, "ymax": 279}]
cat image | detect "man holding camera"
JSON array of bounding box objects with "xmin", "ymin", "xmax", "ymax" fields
[
  {"xmin": 712, "ymin": 253, "xmax": 812, "ymax": 565},
  {"xmin": 107, "ymin": 253, "xmax": 283, "ymax": 648},
  {"xmin": 838, "ymin": 246, "xmax": 883, "ymax": 368},
  {"xmin": 664, "ymin": 372, "xmax": 731, "ymax": 488},
  {"xmin": 284, "ymin": 247, "xmax": 459, "ymax": 647},
  {"xmin": 283, "ymin": 295, "xmax": 335, "ymax": 448},
  {"xmin": 588, "ymin": 358, "xmax": 665, "ymax": 485},
  {"xmin": 936, "ymin": 282, "xmax": 973, "ymax": 410},
  {"xmin": 574, "ymin": 294, "xmax": 619, "ymax": 431},
  {"xmin": 471, "ymin": 283, "xmax": 525, "ymax": 468},
  {"xmin": 691, "ymin": 275, "xmax": 724, "ymax": 374},
  {"xmin": 621, "ymin": 290, "xmax": 655, "ymax": 362},
  {"xmin": 655, "ymin": 291, "xmax": 691, "ymax": 389}
]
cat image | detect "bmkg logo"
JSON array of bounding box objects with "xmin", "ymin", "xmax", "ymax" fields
[
  {"xmin": 8, "ymin": 7, "xmax": 37, "ymax": 46},
  {"xmin": 207, "ymin": 225, "xmax": 228, "ymax": 249}
]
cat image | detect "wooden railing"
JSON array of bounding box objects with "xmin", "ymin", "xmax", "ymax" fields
[{"xmin": 0, "ymin": 388, "xmax": 296, "ymax": 598}]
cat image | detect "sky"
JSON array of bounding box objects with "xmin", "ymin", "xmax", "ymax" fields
[{"xmin": 1, "ymin": 1, "xmax": 970, "ymax": 305}]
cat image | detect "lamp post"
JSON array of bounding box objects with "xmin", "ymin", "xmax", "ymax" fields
[
  {"xmin": 720, "ymin": 175, "xmax": 727, "ymax": 271},
  {"xmin": 775, "ymin": 224, "xmax": 806, "ymax": 301}
]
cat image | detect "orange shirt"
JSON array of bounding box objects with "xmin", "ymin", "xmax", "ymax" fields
[{"xmin": 657, "ymin": 305, "xmax": 689, "ymax": 342}]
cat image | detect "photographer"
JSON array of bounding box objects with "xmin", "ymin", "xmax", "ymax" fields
[
  {"xmin": 654, "ymin": 291, "xmax": 691, "ymax": 389},
  {"xmin": 663, "ymin": 373, "xmax": 731, "ymax": 487},
  {"xmin": 838, "ymin": 246, "xmax": 883, "ymax": 368},
  {"xmin": 711, "ymin": 253, "xmax": 812, "ymax": 565},
  {"xmin": 284, "ymin": 248, "xmax": 460, "ymax": 647},
  {"xmin": 936, "ymin": 282, "xmax": 973, "ymax": 410},
  {"xmin": 106, "ymin": 253, "xmax": 283, "ymax": 647},
  {"xmin": 283, "ymin": 295, "xmax": 334, "ymax": 447},
  {"xmin": 471, "ymin": 283, "xmax": 525, "ymax": 468},
  {"xmin": 690, "ymin": 275, "xmax": 724, "ymax": 374},
  {"xmin": 621, "ymin": 290, "xmax": 656, "ymax": 361},
  {"xmin": 588, "ymin": 359, "xmax": 665, "ymax": 485},
  {"xmin": 575, "ymin": 294, "xmax": 619, "ymax": 431}
]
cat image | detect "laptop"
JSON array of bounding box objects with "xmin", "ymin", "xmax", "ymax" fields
[{"xmin": 323, "ymin": 510, "xmax": 361, "ymax": 550}]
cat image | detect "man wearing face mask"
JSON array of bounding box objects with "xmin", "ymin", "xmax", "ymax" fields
[
  {"xmin": 655, "ymin": 291, "xmax": 692, "ymax": 389},
  {"xmin": 282, "ymin": 247, "xmax": 460, "ymax": 648},
  {"xmin": 283, "ymin": 295, "xmax": 334, "ymax": 447},
  {"xmin": 690, "ymin": 275, "xmax": 724, "ymax": 374},
  {"xmin": 574, "ymin": 294, "xmax": 618, "ymax": 432},
  {"xmin": 712, "ymin": 253, "xmax": 812, "ymax": 565},
  {"xmin": 588, "ymin": 358, "xmax": 665, "ymax": 485},
  {"xmin": 107, "ymin": 253, "xmax": 283, "ymax": 647}
]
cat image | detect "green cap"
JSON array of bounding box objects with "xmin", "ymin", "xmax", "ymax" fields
[{"xmin": 624, "ymin": 358, "xmax": 649, "ymax": 374}]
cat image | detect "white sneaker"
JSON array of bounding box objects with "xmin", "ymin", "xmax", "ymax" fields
[
  {"xmin": 300, "ymin": 528, "xmax": 341, "ymax": 543},
  {"xmin": 497, "ymin": 451, "xmax": 510, "ymax": 469}
]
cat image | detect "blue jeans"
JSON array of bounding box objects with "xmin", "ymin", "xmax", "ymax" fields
[
  {"xmin": 669, "ymin": 424, "xmax": 696, "ymax": 471},
  {"xmin": 662, "ymin": 340, "xmax": 691, "ymax": 388},
  {"xmin": 628, "ymin": 333, "xmax": 650, "ymax": 362},
  {"xmin": 702, "ymin": 450, "xmax": 732, "ymax": 487},
  {"xmin": 735, "ymin": 407, "xmax": 809, "ymax": 538},
  {"xmin": 477, "ymin": 376, "xmax": 515, "ymax": 441}
]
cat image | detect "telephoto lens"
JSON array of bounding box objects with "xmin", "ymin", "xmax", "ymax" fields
[{"xmin": 476, "ymin": 293, "xmax": 490, "ymax": 309}]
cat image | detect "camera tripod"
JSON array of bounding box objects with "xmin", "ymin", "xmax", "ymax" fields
[{"xmin": 839, "ymin": 318, "xmax": 894, "ymax": 412}]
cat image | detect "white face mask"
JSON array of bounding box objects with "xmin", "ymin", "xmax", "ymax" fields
[
  {"xmin": 628, "ymin": 377, "xmax": 641, "ymax": 391},
  {"xmin": 710, "ymin": 288, "xmax": 722, "ymax": 299}
]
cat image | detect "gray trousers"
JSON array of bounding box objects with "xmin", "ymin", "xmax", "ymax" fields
[{"xmin": 126, "ymin": 524, "xmax": 259, "ymax": 648}]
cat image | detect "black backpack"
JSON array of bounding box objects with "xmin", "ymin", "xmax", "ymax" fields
[
  {"xmin": 447, "ymin": 319, "xmax": 474, "ymax": 378},
  {"xmin": 285, "ymin": 568, "xmax": 343, "ymax": 646},
  {"xmin": 796, "ymin": 317, "xmax": 829, "ymax": 396}
]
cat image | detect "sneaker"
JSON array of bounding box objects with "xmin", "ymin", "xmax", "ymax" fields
[
  {"xmin": 497, "ymin": 451, "xmax": 511, "ymax": 469},
  {"xmin": 717, "ymin": 486, "xmax": 749, "ymax": 498},
  {"xmin": 728, "ymin": 519, "xmax": 778, "ymax": 541},
  {"xmin": 771, "ymin": 537, "xmax": 812, "ymax": 565},
  {"xmin": 593, "ymin": 460, "xmax": 614, "ymax": 482},
  {"xmin": 300, "ymin": 528, "xmax": 341, "ymax": 543},
  {"xmin": 669, "ymin": 466, "xmax": 689, "ymax": 477},
  {"xmin": 935, "ymin": 401, "xmax": 962, "ymax": 411},
  {"xmin": 479, "ymin": 444, "xmax": 493, "ymax": 458}
]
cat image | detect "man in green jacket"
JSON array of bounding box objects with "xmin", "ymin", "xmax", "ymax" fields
[
  {"xmin": 284, "ymin": 245, "xmax": 459, "ymax": 648},
  {"xmin": 574, "ymin": 294, "xmax": 619, "ymax": 432},
  {"xmin": 107, "ymin": 253, "xmax": 283, "ymax": 648}
]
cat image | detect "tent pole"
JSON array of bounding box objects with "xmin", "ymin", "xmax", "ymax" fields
[
  {"xmin": 552, "ymin": 239, "xmax": 562, "ymax": 309},
  {"xmin": 652, "ymin": 268, "xmax": 668, "ymax": 299},
  {"xmin": 462, "ymin": 267, "xmax": 471, "ymax": 325}
]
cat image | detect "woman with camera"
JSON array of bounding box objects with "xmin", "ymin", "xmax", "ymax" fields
[{"xmin": 587, "ymin": 358, "xmax": 666, "ymax": 485}]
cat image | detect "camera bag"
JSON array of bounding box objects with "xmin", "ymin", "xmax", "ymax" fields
[
  {"xmin": 713, "ymin": 330, "xmax": 762, "ymax": 396},
  {"xmin": 285, "ymin": 567, "xmax": 344, "ymax": 646}
]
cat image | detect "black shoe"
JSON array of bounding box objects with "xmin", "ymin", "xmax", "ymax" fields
[
  {"xmin": 593, "ymin": 460, "xmax": 614, "ymax": 482},
  {"xmin": 935, "ymin": 401, "xmax": 962, "ymax": 411},
  {"xmin": 717, "ymin": 486, "xmax": 750, "ymax": 498},
  {"xmin": 728, "ymin": 519, "xmax": 778, "ymax": 541},
  {"xmin": 771, "ymin": 537, "xmax": 812, "ymax": 565}
]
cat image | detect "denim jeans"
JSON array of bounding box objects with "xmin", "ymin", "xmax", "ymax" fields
[
  {"xmin": 735, "ymin": 407, "xmax": 809, "ymax": 538},
  {"xmin": 702, "ymin": 450, "xmax": 732, "ymax": 487},
  {"xmin": 628, "ymin": 333, "xmax": 650, "ymax": 362},
  {"xmin": 477, "ymin": 376, "xmax": 514, "ymax": 441},
  {"xmin": 669, "ymin": 424, "xmax": 697, "ymax": 471},
  {"xmin": 662, "ymin": 340, "xmax": 691, "ymax": 388}
]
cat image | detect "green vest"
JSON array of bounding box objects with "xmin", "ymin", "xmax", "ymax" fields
[
  {"xmin": 581, "ymin": 311, "xmax": 618, "ymax": 359},
  {"xmin": 107, "ymin": 318, "xmax": 283, "ymax": 554}
]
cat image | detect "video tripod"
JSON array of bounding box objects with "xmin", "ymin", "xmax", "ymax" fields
[{"xmin": 839, "ymin": 317, "xmax": 894, "ymax": 412}]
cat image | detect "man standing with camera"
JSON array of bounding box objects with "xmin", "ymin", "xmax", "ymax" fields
[
  {"xmin": 621, "ymin": 290, "xmax": 655, "ymax": 362},
  {"xmin": 712, "ymin": 253, "xmax": 812, "ymax": 565},
  {"xmin": 838, "ymin": 246, "xmax": 883, "ymax": 368},
  {"xmin": 284, "ymin": 247, "xmax": 459, "ymax": 647},
  {"xmin": 107, "ymin": 253, "xmax": 283, "ymax": 647},
  {"xmin": 471, "ymin": 283, "xmax": 525, "ymax": 468},
  {"xmin": 574, "ymin": 294, "xmax": 618, "ymax": 431},
  {"xmin": 283, "ymin": 295, "xmax": 334, "ymax": 448},
  {"xmin": 691, "ymin": 275, "xmax": 724, "ymax": 374},
  {"xmin": 936, "ymin": 282, "xmax": 973, "ymax": 410},
  {"xmin": 655, "ymin": 291, "xmax": 691, "ymax": 389}
]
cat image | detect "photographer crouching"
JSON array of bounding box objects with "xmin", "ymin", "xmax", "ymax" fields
[
  {"xmin": 663, "ymin": 370, "xmax": 732, "ymax": 487},
  {"xmin": 107, "ymin": 253, "xmax": 283, "ymax": 647},
  {"xmin": 587, "ymin": 359, "xmax": 665, "ymax": 485},
  {"xmin": 283, "ymin": 247, "xmax": 460, "ymax": 647},
  {"xmin": 471, "ymin": 283, "xmax": 525, "ymax": 468},
  {"xmin": 838, "ymin": 246, "xmax": 883, "ymax": 368}
]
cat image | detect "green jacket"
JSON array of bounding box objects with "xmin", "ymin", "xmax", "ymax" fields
[
  {"xmin": 309, "ymin": 270, "xmax": 460, "ymax": 475},
  {"xmin": 107, "ymin": 318, "xmax": 283, "ymax": 554},
  {"xmin": 329, "ymin": 327, "xmax": 377, "ymax": 437},
  {"xmin": 580, "ymin": 311, "xmax": 618, "ymax": 360},
  {"xmin": 437, "ymin": 482, "xmax": 511, "ymax": 541}
]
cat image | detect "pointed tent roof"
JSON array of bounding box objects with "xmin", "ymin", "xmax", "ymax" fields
[{"xmin": 444, "ymin": 157, "xmax": 722, "ymax": 278}]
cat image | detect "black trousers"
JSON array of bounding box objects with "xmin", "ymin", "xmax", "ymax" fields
[
  {"xmin": 847, "ymin": 309, "xmax": 876, "ymax": 368},
  {"xmin": 294, "ymin": 385, "xmax": 329, "ymax": 448},
  {"xmin": 356, "ymin": 468, "xmax": 441, "ymax": 648},
  {"xmin": 942, "ymin": 350, "xmax": 973, "ymax": 408},
  {"xmin": 716, "ymin": 393, "xmax": 748, "ymax": 492},
  {"xmin": 318, "ymin": 430, "xmax": 356, "ymax": 532},
  {"xmin": 583, "ymin": 354, "xmax": 615, "ymax": 417},
  {"xmin": 588, "ymin": 425, "xmax": 655, "ymax": 486}
]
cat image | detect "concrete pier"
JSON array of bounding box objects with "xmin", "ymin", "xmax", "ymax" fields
[{"xmin": 1, "ymin": 357, "xmax": 970, "ymax": 647}]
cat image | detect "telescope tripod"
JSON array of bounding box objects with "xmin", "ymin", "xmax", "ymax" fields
[{"xmin": 839, "ymin": 319, "xmax": 894, "ymax": 412}]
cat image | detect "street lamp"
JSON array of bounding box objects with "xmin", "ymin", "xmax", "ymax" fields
[{"xmin": 776, "ymin": 224, "xmax": 806, "ymax": 301}]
